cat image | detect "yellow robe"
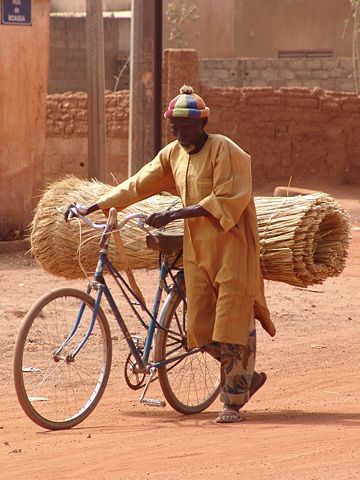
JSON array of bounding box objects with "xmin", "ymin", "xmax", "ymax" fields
[{"xmin": 97, "ymin": 134, "xmax": 275, "ymax": 348}]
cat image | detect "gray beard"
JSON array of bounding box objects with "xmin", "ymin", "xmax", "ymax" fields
[{"xmin": 179, "ymin": 143, "xmax": 195, "ymax": 153}]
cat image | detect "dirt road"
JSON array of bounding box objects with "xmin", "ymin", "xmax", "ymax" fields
[{"xmin": 1, "ymin": 184, "xmax": 359, "ymax": 479}]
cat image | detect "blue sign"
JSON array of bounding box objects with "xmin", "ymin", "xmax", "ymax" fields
[{"xmin": 1, "ymin": 0, "xmax": 32, "ymax": 26}]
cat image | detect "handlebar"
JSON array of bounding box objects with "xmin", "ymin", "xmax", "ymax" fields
[
  {"xmin": 67, "ymin": 206, "xmax": 158, "ymax": 294},
  {"xmin": 68, "ymin": 205, "xmax": 154, "ymax": 239}
]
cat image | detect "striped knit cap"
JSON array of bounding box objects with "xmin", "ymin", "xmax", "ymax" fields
[{"xmin": 164, "ymin": 85, "xmax": 210, "ymax": 119}]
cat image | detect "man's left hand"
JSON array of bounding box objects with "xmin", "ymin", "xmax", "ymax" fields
[{"xmin": 145, "ymin": 211, "xmax": 173, "ymax": 229}]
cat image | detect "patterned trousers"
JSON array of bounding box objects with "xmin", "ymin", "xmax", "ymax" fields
[{"xmin": 205, "ymin": 314, "xmax": 256, "ymax": 407}]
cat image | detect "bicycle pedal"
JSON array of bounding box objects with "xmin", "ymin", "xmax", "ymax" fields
[{"xmin": 140, "ymin": 398, "xmax": 166, "ymax": 408}]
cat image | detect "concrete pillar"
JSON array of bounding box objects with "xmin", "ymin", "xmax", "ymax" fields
[
  {"xmin": 86, "ymin": 0, "xmax": 107, "ymax": 182},
  {"xmin": 0, "ymin": 1, "xmax": 50, "ymax": 241},
  {"xmin": 128, "ymin": 0, "xmax": 162, "ymax": 176}
]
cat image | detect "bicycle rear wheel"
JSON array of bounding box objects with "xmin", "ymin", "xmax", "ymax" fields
[
  {"xmin": 13, "ymin": 288, "xmax": 112, "ymax": 430},
  {"xmin": 154, "ymin": 289, "xmax": 220, "ymax": 414}
]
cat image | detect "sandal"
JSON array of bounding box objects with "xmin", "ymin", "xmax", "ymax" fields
[
  {"xmin": 215, "ymin": 372, "xmax": 267, "ymax": 423},
  {"xmin": 215, "ymin": 408, "xmax": 243, "ymax": 424}
]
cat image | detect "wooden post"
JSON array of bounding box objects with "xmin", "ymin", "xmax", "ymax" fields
[
  {"xmin": 86, "ymin": 0, "xmax": 107, "ymax": 181},
  {"xmin": 128, "ymin": 0, "xmax": 162, "ymax": 176}
]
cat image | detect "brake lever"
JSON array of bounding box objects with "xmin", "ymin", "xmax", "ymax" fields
[{"xmin": 135, "ymin": 215, "xmax": 159, "ymax": 243}]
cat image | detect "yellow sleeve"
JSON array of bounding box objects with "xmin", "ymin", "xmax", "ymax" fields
[
  {"xmin": 198, "ymin": 139, "xmax": 252, "ymax": 232},
  {"xmin": 97, "ymin": 146, "xmax": 178, "ymax": 210}
]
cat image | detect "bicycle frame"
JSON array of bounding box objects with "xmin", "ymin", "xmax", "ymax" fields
[
  {"xmin": 62, "ymin": 213, "xmax": 197, "ymax": 378},
  {"xmin": 102, "ymin": 254, "xmax": 193, "ymax": 374}
]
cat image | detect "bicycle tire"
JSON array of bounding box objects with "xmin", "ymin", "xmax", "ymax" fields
[
  {"xmin": 154, "ymin": 289, "xmax": 220, "ymax": 414},
  {"xmin": 13, "ymin": 287, "xmax": 112, "ymax": 430}
]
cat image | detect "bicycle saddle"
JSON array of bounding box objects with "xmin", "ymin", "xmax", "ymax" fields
[{"xmin": 146, "ymin": 230, "xmax": 183, "ymax": 253}]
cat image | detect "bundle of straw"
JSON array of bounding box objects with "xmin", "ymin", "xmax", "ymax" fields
[
  {"xmin": 31, "ymin": 176, "xmax": 179, "ymax": 279},
  {"xmin": 30, "ymin": 176, "xmax": 350, "ymax": 287},
  {"xmin": 256, "ymin": 195, "xmax": 350, "ymax": 287}
]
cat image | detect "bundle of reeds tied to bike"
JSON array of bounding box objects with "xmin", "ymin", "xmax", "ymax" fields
[{"xmin": 30, "ymin": 176, "xmax": 350, "ymax": 287}]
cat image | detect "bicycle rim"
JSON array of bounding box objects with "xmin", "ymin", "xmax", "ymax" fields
[
  {"xmin": 155, "ymin": 290, "xmax": 220, "ymax": 414},
  {"xmin": 13, "ymin": 288, "xmax": 112, "ymax": 430}
]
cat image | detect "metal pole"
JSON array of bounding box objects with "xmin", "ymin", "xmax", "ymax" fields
[
  {"xmin": 86, "ymin": 0, "xmax": 107, "ymax": 181},
  {"xmin": 128, "ymin": 0, "xmax": 162, "ymax": 177}
]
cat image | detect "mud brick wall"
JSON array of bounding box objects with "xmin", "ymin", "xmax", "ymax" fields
[
  {"xmin": 45, "ymin": 91, "xmax": 129, "ymax": 185},
  {"xmin": 200, "ymin": 86, "xmax": 360, "ymax": 184},
  {"xmin": 45, "ymin": 86, "xmax": 360, "ymax": 186}
]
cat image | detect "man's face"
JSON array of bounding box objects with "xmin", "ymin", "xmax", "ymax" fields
[{"xmin": 170, "ymin": 117, "xmax": 204, "ymax": 152}]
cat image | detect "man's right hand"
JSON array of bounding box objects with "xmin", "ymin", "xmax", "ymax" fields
[{"xmin": 64, "ymin": 203, "xmax": 88, "ymax": 222}]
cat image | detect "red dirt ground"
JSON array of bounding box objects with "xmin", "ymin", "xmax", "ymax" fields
[{"xmin": 1, "ymin": 182, "xmax": 359, "ymax": 480}]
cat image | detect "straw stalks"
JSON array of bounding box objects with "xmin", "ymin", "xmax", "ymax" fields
[{"xmin": 30, "ymin": 176, "xmax": 350, "ymax": 287}]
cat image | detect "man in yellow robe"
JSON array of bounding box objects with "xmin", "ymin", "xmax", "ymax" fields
[{"xmin": 67, "ymin": 85, "xmax": 276, "ymax": 423}]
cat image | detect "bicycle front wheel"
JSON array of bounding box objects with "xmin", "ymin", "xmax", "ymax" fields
[
  {"xmin": 13, "ymin": 288, "xmax": 112, "ymax": 430},
  {"xmin": 154, "ymin": 289, "xmax": 220, "ymax": 414}
]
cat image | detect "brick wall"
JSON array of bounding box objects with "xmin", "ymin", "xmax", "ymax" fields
[
  {"xmin": 45, "ymin": 86, "xmax": 360, "ymax": 186},
  {"xmin": 49, "ymin": 15, "xmax": 130, "ymax": 94},
  {"xmin": 49, "ymin": 16, "xmax": 356, "ymax": 95},
  {"xmin": 200, "ymin": 58, "xmax": 355, "ymax": 92}
]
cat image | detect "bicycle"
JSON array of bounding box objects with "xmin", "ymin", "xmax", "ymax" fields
[{"xmin": 13, "ymin": 206, "xmax": 221, "ymax": 430}]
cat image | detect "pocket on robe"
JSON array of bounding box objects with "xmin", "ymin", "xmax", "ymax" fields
[{"xmin": 196, "ymin": 179, "xmax": 213, "ymax": 199}]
